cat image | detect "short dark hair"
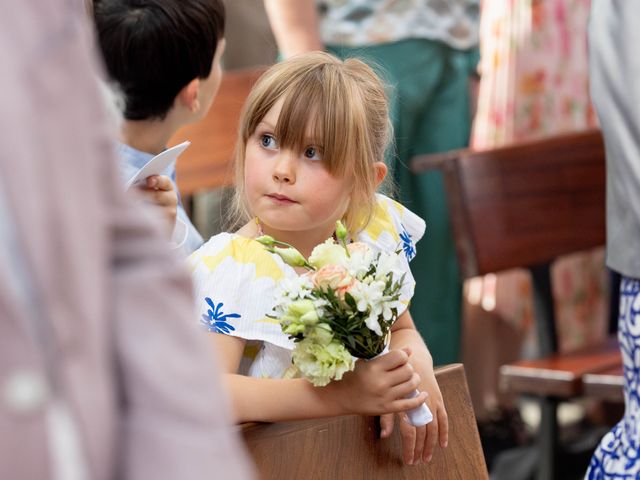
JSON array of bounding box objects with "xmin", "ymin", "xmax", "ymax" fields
[{"xmin": 93, "ymin": 0, "xmax": 225, "ymax": 120}]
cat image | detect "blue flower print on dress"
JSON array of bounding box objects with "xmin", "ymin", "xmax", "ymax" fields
[
  {"xmin": 586, "ymin": 277, "xmax": 640, "ymax": 478},
  {"xmin": 399, "ymin": 226, "xmax": 416, "ymax": 261},
  {"xmin": 200, "ymin": 297, "xmax": 240, "ymax": 334}
]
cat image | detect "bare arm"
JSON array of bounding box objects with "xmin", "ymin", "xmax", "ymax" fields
[
  {"xmin": 383, "ymin": 310, "xmax": 449, "ymax": 465},
  {"xmin": 211, "ymin": 331, "xmax": 428, "ymax": 423},
  {"xmin": 263, "ymin": 0, "xmax": 323, "ymax": 58}
]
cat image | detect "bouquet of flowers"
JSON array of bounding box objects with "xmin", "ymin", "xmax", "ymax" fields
[{"xmin": 256, "ymin": 221, "xmax": 432, "ymax": 426}]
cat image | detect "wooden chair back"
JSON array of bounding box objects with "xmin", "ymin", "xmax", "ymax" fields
[
  {"xmin": 411, "ymin": 131, "xmax": 608, "ymax": 479},
  {"xmin": 169, "ymin": 66, "xmax": 268, "ymax": 195},
  {"xmin": 411, "ymin": 129, "xmax": 606, "ymax": 279},
  {"xmin": 240, "ymin": 364, "xmax": 487, "ymax": 479}
]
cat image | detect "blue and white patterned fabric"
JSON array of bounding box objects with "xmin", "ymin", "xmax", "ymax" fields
[
  {"xmin": 117, "ymin": 142, "xmax": 203, "ymax": 255},
  {"xmin": 586, "ymin": 276, "xmax": 640, "ymax": 479}
]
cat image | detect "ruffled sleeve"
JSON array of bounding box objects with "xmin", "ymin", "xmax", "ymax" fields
[
  {"xmin": 188, "ymin": 233, "xmax": 295, "ymax": 350},
  {"xmin": 356, "ymin": 194, "xmax": 426, "ymax": 313}
]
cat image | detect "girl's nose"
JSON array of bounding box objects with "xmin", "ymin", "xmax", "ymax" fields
[{"xmin": 272, "ymin": 152, "xmax": 296, "ymax": 184}]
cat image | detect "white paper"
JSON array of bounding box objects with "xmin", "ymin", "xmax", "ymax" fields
[{"xmin": 125, "ymin": 140, "xmax": 191, "ymax": 189}]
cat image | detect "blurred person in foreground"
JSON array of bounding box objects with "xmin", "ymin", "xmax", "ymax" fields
[{"xmin": 0, "ymin": 1, "xmax": 253, "ymax": 479}]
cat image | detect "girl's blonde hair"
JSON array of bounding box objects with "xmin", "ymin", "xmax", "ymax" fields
[{"xmin": 230, "ymin": 51, "xmax": 391, "ymax": 234}]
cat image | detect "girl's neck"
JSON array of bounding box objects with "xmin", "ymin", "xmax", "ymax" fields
[{"xmin": 258, "ymin": 222, "xmax": 337, "ymax": 259}]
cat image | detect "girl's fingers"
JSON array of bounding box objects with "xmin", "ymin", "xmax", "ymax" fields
[
  {"xmin": 379, "ymin": 413, "xmax": 395, "ymax": 439},
  {"xmin": 412, "ymin": 424, "xmax": 427, "ymax": 465},
  {"xmin": 387, "ymin": 390, "xmax": 428, "ymax": 413},
  {"xmin": 438, "ymin": 405, "xmax": 449, "ymax": 448},
  {"xmin": 374, "ymin": 348, "xmax": 410, "ymax": 371},
  {"xmin": 422, "ymin": 414, "xmax": 438, "ymax": 463},
  {"xmin": 399, "ymin": 415, "xmax": 416, "ymax": 465},
  {"xmin": 382, "ymin": 362, "xmax": 415, "ymax": 388},
  {"xmin": 388, "ymin": 372, "xmax": 421, "ymax": 398}
]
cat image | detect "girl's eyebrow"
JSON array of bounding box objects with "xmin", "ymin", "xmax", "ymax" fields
[{"xmin": 256, "ymin": 120, "xmax": 275, "ymax": 130}]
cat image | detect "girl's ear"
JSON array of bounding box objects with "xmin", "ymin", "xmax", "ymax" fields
[
  {"xmin": 177, "ymin": 78, "xmax": 201, "ymax": 113},
  {"xmin": 373, "ymin": 161, "xmax": 388, "ymax": 188}
]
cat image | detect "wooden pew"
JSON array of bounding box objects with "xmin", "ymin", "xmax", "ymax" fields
[
  {"xmin": 241, "ymin": 364, "xmax": 487, "ymax": 479},
  {"xmin": 500, "ymin": 336, "xmax": 621, "ymax": 397},
  {"xmin": 582, "ymin": 364, "xmax": 624, "ymax": 403},
  {"xmin": 411, "ymin": 129, "xmax": 606, "ymax": 281},
  {"xmin": 411, "ymin": 129, "xmax": 616, "ymax": 479},
  {"xmin": 169, "ymin": 66, "xmax": 268, "ymax": 196}
]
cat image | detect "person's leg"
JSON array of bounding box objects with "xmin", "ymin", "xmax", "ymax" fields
[
  {"xmin": 328, "ymin": 40, "xmax": 478, "ymax": 364},
  {"xmin": 586, "ymin": 275, "xmax": 640, "ymax": 477},
  {"xmin": 398, "ymin": 44, "xmax": 479, "ymax": 364},
  {"xmin": 328, "ymin": 40, "xmax": 458, "ymax": 363},
  {"xmin": 325, "ymin": 40, "xmax": 445, "ymax": 176}
]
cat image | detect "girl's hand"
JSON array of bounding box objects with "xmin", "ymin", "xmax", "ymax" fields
[
  {"xmin": 137, "ymin": 175, "xmax": 178, "ymax": 233},
  {"xmin": 379, "ymin": 369, "xmax": 448, "ymax": 465},
  {"xmin": 328, "ymin": 348, "xmax": 428, "ymax": 416}
]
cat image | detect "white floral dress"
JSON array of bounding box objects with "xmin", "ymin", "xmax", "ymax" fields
[{"xmin": 189, "ymin": 194, "xmax": 426, "ymax": 378}]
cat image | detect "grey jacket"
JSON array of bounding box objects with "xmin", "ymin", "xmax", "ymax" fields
[{"xmin": 589, "ymin": 0, "xmax": 640, "ymax": 278}]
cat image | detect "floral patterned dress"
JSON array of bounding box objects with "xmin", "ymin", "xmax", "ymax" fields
[
  {"xmin": 188, "ymin": 194, "xmax": 425, "ymax": 378},
  {"xmin": 473, "ymin": 0, "xmax": 596, "ymax": 148},
  {"xmin": 470, "ymin": 0, "xmax": 605, "ymax": 356}
]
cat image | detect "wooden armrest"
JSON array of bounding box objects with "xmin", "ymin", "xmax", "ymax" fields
[
  {"xmin": 240, "ymin": 364, "xmax": 487, "ymax": 479},
  {"xmin": 499, "ymin": 336, "xmax": 621, "ymax": 398}
]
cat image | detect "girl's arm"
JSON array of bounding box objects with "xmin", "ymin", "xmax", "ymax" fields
[
  {"xmin": 384, "ymin": 310, "xmax": 449, "ymax": 465},
  {"xmin": 210, "ymin": 332, "xmax": 428, "ymax": 423}
]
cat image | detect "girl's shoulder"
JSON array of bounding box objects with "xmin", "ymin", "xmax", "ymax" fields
[
  {"xmin": 188, "ymin": 232, "xmax": 287, "ymax": 282},
  {"xmin": 189, "ymin": 232, "xmax": 294, "ymax": 350},
  {"xmin": 357, "ymin": 194, "xmax": 426, "ymax": 262}
]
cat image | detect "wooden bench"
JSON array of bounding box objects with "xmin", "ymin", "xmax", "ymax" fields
[
  {"xmin": 411, "ymin": 129, "xmax": 616, "ymax": 479},
  {"xmin": 500, "ymin": 335, "xmax": 621, "ymax": 398},
  {"xmin": 582, "ymin": 364, "xmax": 624, "ymax": 403},
  {"xmin": 241, "ymin": 364, "xmax": 488, "ymax": 479},
  {"xmin": 169, "ymin": 66, "xmax": 267, "ymax": 196}
]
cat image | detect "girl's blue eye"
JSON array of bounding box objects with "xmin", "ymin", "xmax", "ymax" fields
[
  {"xmin": 304, "ymin": 146, "xmax": 322, "ymax": 161},
  {"xmin": 260, "ymin": 134, "xmax": 277, "ymax": 149}
]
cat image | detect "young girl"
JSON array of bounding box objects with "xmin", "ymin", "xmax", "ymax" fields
[{"xmin": 189, "ymin": 52, "xmax": 448, "ymax": 466}]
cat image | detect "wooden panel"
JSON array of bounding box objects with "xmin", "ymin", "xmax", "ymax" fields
[
  {"xmin": 412, "ymin": 130, "xmax": 606, "ymax": 279},
  {"xmin": 241, "ymin": 364, "xmax": 487, "ymax": 479},
  {"xmin": 582, "ymin": 365, "xmax": 624, "ymax": 403},
  {"xmin": 499, "ymin": 336, "xmax": 621, "ymax": 398},
  {"xmin": 170, "ymin": 66, "xmax": 267, "ymax": 195}
]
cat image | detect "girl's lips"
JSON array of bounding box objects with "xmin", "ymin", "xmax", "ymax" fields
[{"xmin": 266, "ymin": 193, "xmax": 297, "ymax": 204}]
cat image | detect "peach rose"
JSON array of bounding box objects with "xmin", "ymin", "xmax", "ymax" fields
[
  {"xmin": 347, "ymin": 241, "xmax": 369, "ymax": 255},
  {"xmin": 313, "ymin": 264, "xmax": 355, "ymax": 295}
]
